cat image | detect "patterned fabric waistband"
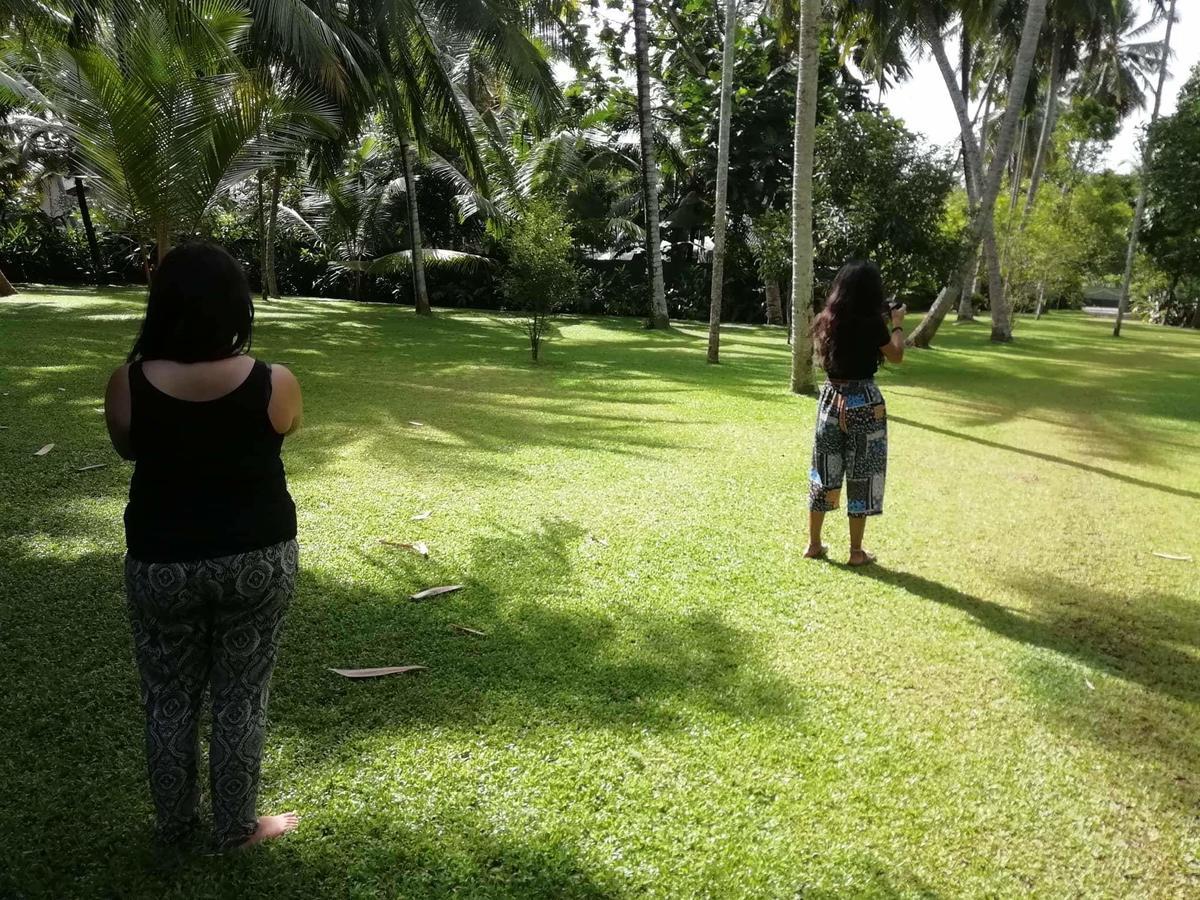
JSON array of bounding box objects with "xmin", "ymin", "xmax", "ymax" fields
[{"xmin": 824, "ymin": 378, "xmax": 876, "ymax": 393}]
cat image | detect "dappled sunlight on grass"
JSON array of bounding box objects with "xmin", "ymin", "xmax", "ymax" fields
[{"xmin": 2, "ymin": 290, "xmax": 1199, "ymax": 896}]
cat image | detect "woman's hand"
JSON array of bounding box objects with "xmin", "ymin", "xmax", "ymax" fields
[{"xmin": 890, "ymin": 304, "xmax": 907, "ymax": 327}]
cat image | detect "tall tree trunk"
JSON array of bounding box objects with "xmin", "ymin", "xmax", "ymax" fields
[
  {"xmin": 959, "ymin": 24, "xmax": 976, "ymax": 203},
  {"xmin": 1115, "ymin": 0, "xmax": 1176, "ymax": 337},
  {"xmin": 265, "ymin": 168, "xmax": 281, "ymax": 299},
  {"xmin": 0, "ymin": 266, "xmax": 16, "ymax": 296},
  {"xmin": 1022, "ymin": 35, "xmax": 1061, "ymax": 225},
  {"xmin": 155, "ymin": 220, "xmax": 171, "ymax": 264},
  {"xmin": 707, "ymin": 0, "xmax": 737, "ymax": 364},
  {"xmin": 765, "ymin": 280, "xmax": 784, "ymax": 325},
  {"xmin": 909, "ymin": 0, "xmax": 1047, "ymax": 347},
  {"xmin": 257, "ymin": 172, "xmax": 268, "ymax": 301},
  {"xmin": 1001, "ymin": 117, "xmax": 1027, "ymax": 263},
  {"xmin": 74, "ymin": 177, "xmax": 104, "ymax": 285},
  {"xmin": 633, "ymin": 0, "xmax": 670, "ymax": 329},
  {"xmin": 960, "ymin": 81, "xmax": 996, "ymax": 322},
  {"xmin": 1191, "ymin": 299, "xmax": 1200, "ymax": 329},
  {"xmin": 399, "ymin": 133, "xmax": 432, "ymax": 316},
  {"xmin": 1034, "ymin": 280, "xmax": 1046, "ymax": 319},
  {"xmin": 789, "ymin": 0, "xmax": 820, "ymax": 394},
  {"xmin": 958, "ymin": 248, "xmax": 981, "ymax": 321}
]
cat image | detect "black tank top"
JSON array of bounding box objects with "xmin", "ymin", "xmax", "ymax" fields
[{"xmin": 124, "ymin": 359, "xmax": 297, "ymax": 562}]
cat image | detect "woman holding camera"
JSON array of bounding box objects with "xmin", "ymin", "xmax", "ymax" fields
[{"xmin": 804, "ymin": 260, "xmax": 906, "ymax": 566}]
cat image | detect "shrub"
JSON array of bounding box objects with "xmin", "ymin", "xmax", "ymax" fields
[{"xmin": 501, "ymin": 201, "xmax": 580, "ymax": 361}]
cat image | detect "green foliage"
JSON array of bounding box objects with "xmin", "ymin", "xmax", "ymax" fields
[
  {"xmin": 1004, "ymin": 167, "xmax": 1134, "ymax": 311},
  {"xmin": 500, "ymin": 199, "xmax": 579, "ymax": 359},
  {"xmin": 42, "ymin": 0, "xmax": 338, "ymax": 247},
  {"xmin": 747, "ymin": 209, "xmax": 791, "ymax": 286},
  {"xmin": 813, "ymin": 109, "xmax": 958, "ymax": 301},
  {"xmin": 1142, "ymin": 64, "xmax": 1200, "ymax": 325}
]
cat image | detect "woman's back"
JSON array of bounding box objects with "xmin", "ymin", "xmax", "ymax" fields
[{"xmin": 125, "ymin": 357, "xmax": 296, "ymax": 563}]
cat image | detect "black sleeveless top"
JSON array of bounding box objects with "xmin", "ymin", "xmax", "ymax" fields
[{"xmin": 124, "ymin": 359, "xmax": 297, "ymax": 562}]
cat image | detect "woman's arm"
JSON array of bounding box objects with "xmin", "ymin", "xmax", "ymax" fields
[
  {"xmin": 880, "ymin": 305, "xmax": 906, "ymax": 364},
  {"xmin": 269, "ymin": 364, "xmax": 303, "ymax": 435},
  {"xmin": 104, "ymin": 364, "xmax": 135, "ymax": 460}
]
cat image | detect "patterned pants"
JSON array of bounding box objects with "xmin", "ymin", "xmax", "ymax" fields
[
  {"xmin": 125, "ymin": 539, "xmax": 297, "ymax": 850},
  {"xmin": 808, "ymin": 379, "xmax": 888, "ymax": 517}
]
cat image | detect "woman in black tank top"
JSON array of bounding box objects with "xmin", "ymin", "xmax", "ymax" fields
[{"xmin": 104, "ymin": 242, "xmax": 303, "ymax": 851}]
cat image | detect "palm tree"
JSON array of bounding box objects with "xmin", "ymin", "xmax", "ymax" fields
[
  {"xmin": 707, "ymin": 0, "xmax": 738, "ymax": 364},
  {"xmin": 789, "ymin": 0, "xmax": 820, "ymax": 393},
  {"xmin": 1074, "ymin": 0, "xmax": 1168, "ymax": 119},
  {"xmin": 632, "ymin": 0, "xmax": 670, "ymax": 329},
  {"xmin": 1114, "ymin": 0, "xmax": 1177, "ymax": 337},
  {"xmin": 279, "ymin": 132, "xmax": 489, "ymax": 299},
  {"xmin": 905, "ymin": 0, "xmax": 1050, "ymax": 346},
  {"xmin": 29, "ymin": 0, "xmax": 338, "ymax": 262}
]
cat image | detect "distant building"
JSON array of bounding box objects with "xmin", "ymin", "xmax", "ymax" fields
[{"xmin": 1083, "ymin": 285, "xmax": 1121, "ymax": 317}]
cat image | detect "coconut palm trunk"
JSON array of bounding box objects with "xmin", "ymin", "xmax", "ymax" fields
[
  {"xmin": 155, "ymin": 220, "xmax": 171, "ymax": 263},
  {"xmin": 399, "ymin": 133, "xmax": 432, "ymax": 316},
  {"xmin": 1022, "ymin": 35, "xmax": 1061, "ymax": 224},
  {"xmin": 788, "ymin": 0, "xmax": 821, "ymax": 393},
  {"xmin": 960, "ymin": 80, "xmax": 997, "ymax": 322},
  {"xmin": 265, "ymin": 168, "xmax": 281, "ymax": 298},
  {"xmin": 765, "ymin": 281, "xmax": 784, "ymax": 324},
  {"xmin": 707, "ymin": 0, "xmax": 738, "ymax": 364},
  {"xmin": 258, "ymin": 171, "xmax": 269, "ymax": 300},
  {"xmin": 1115, "ymin": 0, "xmax": 1176, "ymax": 338},
  {"xmin": 74, "ymin": 177, "xmax": 104, "ymax": 284},
  {"xmin": 908, "ymin": 0, "xmax": 1048, "ymax": 347},
  {"xmin": 0, "ymin": 267, "xmax": 16, "ymax": 296},
  {"xmin": 633, "ymin": 0, "xmax": 670, "ymax": 329}
]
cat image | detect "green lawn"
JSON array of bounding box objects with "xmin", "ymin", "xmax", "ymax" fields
[{"xmin": 1, "ymin": 288, "xmax": 1198, "ymax": 898}]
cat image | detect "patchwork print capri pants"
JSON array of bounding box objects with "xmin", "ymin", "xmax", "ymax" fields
[
  {"xmin": 808, "ymin": 379, "xmax": 888, "ymax": 517},
  {"xmin": 125, "ymin": 539, "xmax": 297, "ymax": 850}
]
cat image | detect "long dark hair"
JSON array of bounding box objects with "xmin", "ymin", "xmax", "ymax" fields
[
  {"xmin": 128, "ymin": 241, "xmax": 254, "ymax": 363},
  {"xmin": 812, "ymin": 260, "xmax": 887, "ymax": 374}
]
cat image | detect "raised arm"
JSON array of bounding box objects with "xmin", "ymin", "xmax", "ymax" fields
[{"xmin": 881, "ymin": 304, "xmax": 906, "ymax": 364}]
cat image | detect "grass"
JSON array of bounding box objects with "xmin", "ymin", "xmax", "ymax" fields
[{"xmin": 1, "ymin": 287, "xmax": 1198, "ymax": 898}]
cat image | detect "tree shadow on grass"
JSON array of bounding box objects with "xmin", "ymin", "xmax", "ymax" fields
[
  {"xmin": 889, "ymin": 415, "xmax": 1200, "ymax": 502},
  {"xmin": 890, "ymin": 316, "xmax": 1200, "ymax": 467},
  {"xmin": 858, "ymin": 565, "xmax": 1200, "ymax": 809},
  {"xmin": 270, "ymin": 518, "xmax": 798, "ymax": 769},
  {"xmin": 0, "ymin": 517, "xmax": 799, "ymax": 896}
]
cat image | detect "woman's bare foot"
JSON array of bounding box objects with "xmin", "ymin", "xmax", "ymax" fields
[
  {"xmin": 848, "ymin": 549, "xmax": 876, "ymax": 567},
  {"xmin": 238, "ymin": 813, "xmax": 300, "ymax": 849},
  {"xmin": 803, "ymin": 543, "xmax": 828, "ymax": 559}
]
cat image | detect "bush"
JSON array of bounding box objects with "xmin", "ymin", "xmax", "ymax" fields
[{"xmin": 501, "ymin": 201, "xmax": 580, "ymax": 361}]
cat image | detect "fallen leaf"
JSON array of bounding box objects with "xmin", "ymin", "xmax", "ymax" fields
[
  {"xmin": 34, "ymin": 443, "xmax": 54, "ymax": 456},
  {"xmin": 1085, "ymin": 678, "xmax": 1095, "ymax": 691},
  {"xmin": 380, "ymin": 539, "xmax": 429, "ymax": 557},
  {"xmin": 412, "ymin": 510, "xmax": 432, "ymax": 521},
  {"xmin": 410, "ymin": 584, "xmax": 463, "ymax": 601},
  {"xmin": 76, "ymin": 463, "xmax": 107, "ymax": 472},
  {"xmin": 449, "ymin": 624, "xmax": 487, "ymax": 637},
  {"xmin": 56, "ymin": 388, "xmax": 66, "ymax": 392},
  {"xmin": 1152, "ymin": 551, "xmax": 1192, "ymax": 562},
  {"xmin": 586, "ymin": 534, "xmax": 609, "ymax": 548},
  {"xmin": 0, "ymin": 425, "xmax": 8, "ymax": 430},
  {"xmin": 329, "ymin": 666, "xmax": 428, "ymax": 678},
  {"xmin": 408, "ymin": 420, "xmax": 424, "ymax": 427},
  {"xmin": 94, "ymin": 408, "xmax": 104, "ymax": 414}
]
